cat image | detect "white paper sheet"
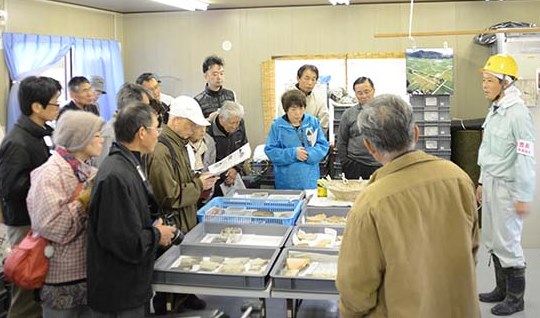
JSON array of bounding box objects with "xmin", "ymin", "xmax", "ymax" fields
[{"xmin": 208, "ymin": 143, "xmax": 251, "ymax": 176}]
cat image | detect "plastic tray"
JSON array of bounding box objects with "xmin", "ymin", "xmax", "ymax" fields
[
  {"xmin": 153, "ymin": 245, "xmax": 280, "ymax": 290},
  {"xmin": 228, "ymin": 189, "xmax": 305, "ymax": 201},
  {"xmin": 270, "ymin": 248, "xmax": 339, "ymax": 294},
  {"xmin": 417, "ymin": 121, "xmax": 451, "ymax": 137},
  {"xmin": 416, "ymin": 136, "xmax": 452, "ymax": 151},
  {"xmin": 197, "ymin": 197, "xmax": 304, "ymax": 225},
  {"xmin": 296, "ymin": 206, "xmax": 350, "ymax": 227},
  {"xmin": 285, "ymin": 225, "xmax": 344, "ymax": 250},
  {"xmin": 182, "ymin": 223, "xmax": 292, "ymax": 248}
]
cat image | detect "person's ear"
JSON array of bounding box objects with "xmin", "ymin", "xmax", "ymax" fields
[
  {"xmin": 414, "ymin": 124, "xmax": 419, "ymax": 144},
  {"xmin": 363, "ymin": 138, "xmax": 376, "ymax": 156},
  {"xmin": 31, "ymin": 102, "xmax": 44, "ymax": 114}
]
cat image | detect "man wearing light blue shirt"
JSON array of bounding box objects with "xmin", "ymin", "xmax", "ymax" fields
[{"xmin": 477, "ymin": 54, "xmax": 536, "ymax": 316}]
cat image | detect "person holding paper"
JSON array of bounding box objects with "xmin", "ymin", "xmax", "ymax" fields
[
  {"xmin": 265, "ymin": 89, "xmax": 329, "ymax": 190},
  {"xmin": 146, "ymin": 96, "xmax": 217, "ymax": 314},
  {"xmin": 207, "ymin": 101, "xmax": 248, "ymax": 197}
]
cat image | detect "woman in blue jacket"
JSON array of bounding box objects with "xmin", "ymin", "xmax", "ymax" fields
[{"xmin": 265, "ymin": 89, "xmax": 329, "ymax": 190}]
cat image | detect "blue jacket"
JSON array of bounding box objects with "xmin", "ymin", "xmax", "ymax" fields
[{"xmin": 265, "ymin": 114, "xmax": 329, "ymax": 189}]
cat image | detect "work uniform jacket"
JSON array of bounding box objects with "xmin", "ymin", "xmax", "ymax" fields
[
  {"xmin": 0, "ymin": 116, "xmax": 53, "ymax": 226},
  {"xmin": 337, "ymin": 151, "xmax": 480, "ymax": 318},
  {"xmin": 146, "ymin": 126, "xmax": 203, "ymax": 233},
  {"xmin": 87, "ymin": 143, "xmax": 161, "ymax": 313}
]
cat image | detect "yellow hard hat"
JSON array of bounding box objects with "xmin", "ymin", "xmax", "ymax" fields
[{"xmin": 481, "ymin": 54, "xmax": 518, "ymax": 79}]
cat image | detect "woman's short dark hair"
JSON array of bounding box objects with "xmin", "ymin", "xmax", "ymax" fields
[
  {"xmin": 202, "ymin": 55, "xmax": 224, "ymax": 73},
  {"xmin": 297, "ymin": 64, "xmax": 319, "ymax": 80},
  {"xmin": 281, "ymin": 90, "xmax": 307, "ymax": 113},
  {"xmin": 114, "ymin": 102, "xmax": 155, "ymax": 144},
  {"xmin": 352, "ymin": 77, "xmax": 375, "ymax": 90},
  {"xmin": 18, "ymin": 76, "xmax": 62, "ymax": 116}
]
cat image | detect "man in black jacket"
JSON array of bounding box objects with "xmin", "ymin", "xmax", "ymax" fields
[
  {"xmin": 87, "ymin": 103, "xmax": 176, "ymax": 317},
  {"xmin": 0, "ymin": 76, "xmax": 61, "ymax": 318},
  {"xmin": 194, "ymin": 55, "xmax": 236, "ymax": 120},
  {"xmin": 207, "ymin": 101, "xmax": 248, "ymax": 197},
  {"xmin": 59, "ymin": 76, "xmax": 100, "ymax": 118}
]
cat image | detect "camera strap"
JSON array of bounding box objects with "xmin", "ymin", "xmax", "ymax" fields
[{"xmin": 112, "ymin": 142, "xmax": 161, "ymax": 215}]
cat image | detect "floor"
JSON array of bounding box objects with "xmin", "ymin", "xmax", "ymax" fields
[{"xmin": 164, "ymin": 247, "xmax": 540, "ymax": 317}]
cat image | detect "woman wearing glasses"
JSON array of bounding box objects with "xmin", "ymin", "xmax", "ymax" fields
[{"xmin": 337, "ymin": 77, "xmax": 382, "ymax": 180}]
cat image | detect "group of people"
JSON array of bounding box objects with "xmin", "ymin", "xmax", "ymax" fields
[
  {"xmin": 336, "ymin": 54, "xmax": 535, "ymax": 317},
  {"xmin": 0, "ymin": 52, "xmax": 535, "ymax": 318}
]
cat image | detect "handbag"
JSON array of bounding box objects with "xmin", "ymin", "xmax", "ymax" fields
[
  {"xmin": 4, "ymin": 182, "xmax": 84, "ymax": 289},
  {"xmin": 3, "ymin": 230, "xmax": 51, "ymax": 289}
]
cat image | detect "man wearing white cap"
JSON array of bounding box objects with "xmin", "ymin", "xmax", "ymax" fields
[{"xmin": 146, "ymin": 96, "xmax": 218, "ymax": 314}]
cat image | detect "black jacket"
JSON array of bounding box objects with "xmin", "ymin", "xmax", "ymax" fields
[
  {"xmin": 58, "ymin": 101, "xmax": 100, "ymax": 118},
  {"xmin": 194, "ymin": 85, "xmax": 235, "ymax": 118},
  {"xmin": 87, "ymin": 143, "xmax": 161, "ymax": 313},
  {"xmin": 0, "ymin": 116, "xmax": 53, "ymax": 226},
  {"xmin": 207, "ymin": 117, "xmax": 248, "ymax": 196}
]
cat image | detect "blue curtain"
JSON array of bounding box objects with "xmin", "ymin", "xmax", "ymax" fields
[
  {"xmin": 72, "ymin": 38, "xmax": 124, "ymax": 121},
  {"xmin": 2, "ymin": 33, "xmax": 74, "ymax": 131},
  {"xmin": 2, "ymin": 33, "xmax": 124, "ymax": 131}
]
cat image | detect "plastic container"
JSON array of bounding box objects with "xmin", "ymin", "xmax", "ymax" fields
[
  {"xmin": 182, "ymin": 223, "xmax": 292, "ymax": 248},
  {"xmin": 285, "ymin": 225, "xmax": 344, "ymax": 250},
  {"xmin": 416, "ymin": 136, "xmax": 452, "ymax": 151},
  {"xmin": 197, "ymin": 197, "xmax": 304, "ymax": 225},
  {"xmin": 413, "ymin": 106, "xmax": 451, "ymax": 122},
  {"xmin": 153, "ymin": 245, "xmax": 280, "ymax": 290},
  {"xmin": 417, "ymin": 121, "xmax": 451, "ymax": 136},
  {"xmin": 227, "ymin": 189, "xmax": 305, "ymax": 201},
  {"xmin": 270, "ymin": 248, "xmax": 339, "ymax": 294},
  {"xmin": 297, "ymin": 207, "xmax": 350, "ymax": 227}
]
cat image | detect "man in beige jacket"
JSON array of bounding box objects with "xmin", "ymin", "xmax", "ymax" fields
[{"xmin": 336, "ymin": 94, "xmax": 480, "ymax": 318}]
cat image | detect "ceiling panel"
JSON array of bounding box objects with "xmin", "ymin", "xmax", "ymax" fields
[{"xmin": 47, "ymin": 0, "xmax": 477, "ymax": 14}]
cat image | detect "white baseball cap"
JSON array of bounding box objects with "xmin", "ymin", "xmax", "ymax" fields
[{"xmin": 169, "ymin": 96, "xmax": 210, "ymax": 126}]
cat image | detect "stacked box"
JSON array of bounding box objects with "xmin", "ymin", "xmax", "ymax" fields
[{"xmin": 410, "ymin": 95, "xmax": 452, "ymax": 160}]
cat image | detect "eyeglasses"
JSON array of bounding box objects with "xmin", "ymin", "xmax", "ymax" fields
[
  {"xmin": 145, "ymin": 126, "xmax": 162, "ymax": 135},
  {"xmin": 356, "ymin": 89, "xmax": 373, "ymax": 96},
  {"xmin": 47, "ymin": 102, "xmax": 61, "ymax": 107}
]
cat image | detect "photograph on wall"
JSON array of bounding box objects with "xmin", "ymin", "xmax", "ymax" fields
[{"xmin": 406, "ymin": 48, "xmax": 454, "ymax": 95}]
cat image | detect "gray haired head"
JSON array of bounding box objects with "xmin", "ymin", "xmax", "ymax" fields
[
  {"xmin": 219, "ymin": 101, "xmax": 245, "ymax": 121},
  {"xmin": 116, "ymin": 82, "xmax": 152, "ymax": 111},
  {"xmin": 357, "ymin": 94, "xmax": 415, "ymax": 154}
]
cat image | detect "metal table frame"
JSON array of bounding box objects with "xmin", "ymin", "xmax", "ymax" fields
[{"xmin": 152, "ymin": 282, "xmax": 339, "ymax": 318}]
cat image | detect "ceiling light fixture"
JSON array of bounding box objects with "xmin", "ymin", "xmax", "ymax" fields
[
  {"xmin": 150, "ymin": 0, "xmax": 208, "ymax": 11},
  {"xmin": 329, "ymin": 0, "xmax": 350, "ymax": 5}
]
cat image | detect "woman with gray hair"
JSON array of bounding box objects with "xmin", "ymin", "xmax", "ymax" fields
[
  {"xmin": 27, "ymin": 110, "xmax": 104, "ymax": 318},
  {"xmin": 207, "ymin": 100, "xmax": 249, "ymax": 196}
]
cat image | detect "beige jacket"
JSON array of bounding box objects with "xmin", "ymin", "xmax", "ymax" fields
[{"xmin": 337, "ymin": 151, "xmax": 480, "ymax": 318}]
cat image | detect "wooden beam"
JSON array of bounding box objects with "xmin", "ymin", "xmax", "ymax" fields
[{"xmin": 374, "ymin": 27, "xmax": 540, "ymax": 38}]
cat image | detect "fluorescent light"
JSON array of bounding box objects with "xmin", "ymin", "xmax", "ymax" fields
[
  {"xmin": 329, "ymin": 0, "xmax": 350, "ymax": 5},
  {"xmin": 150, "ymin": 0, "xmax": 208, "ymax": 11}
]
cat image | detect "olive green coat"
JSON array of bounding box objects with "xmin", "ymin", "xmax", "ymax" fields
[
  {"xmin": 147, "ymin": 126, "xmax": 203, "ymax": 233},
  {"xmin": 337, "ymin": 151, "xmax": 480, "ymax": 318}
]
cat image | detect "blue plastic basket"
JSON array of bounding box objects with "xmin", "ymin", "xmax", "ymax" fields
[{"xmin": 197, "ymin": 197, "xmax": 304, "ymax": 225}]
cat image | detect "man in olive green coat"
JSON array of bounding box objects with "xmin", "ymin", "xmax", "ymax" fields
[
  {"xmin": 147, "ymin": 96, "xmax": 217, "ymax": 313},
  {"xmin": 147, "ymin": 96, "xmax": 217, "ymax": 233},
  {"xmin": 336, "ymin": 94, "xmax": 480, "ymax": 318}
]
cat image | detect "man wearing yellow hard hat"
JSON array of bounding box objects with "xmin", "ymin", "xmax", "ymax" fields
[{"xmin": 477, "ymin": 54, "xmax": 536, "ymax": 316}]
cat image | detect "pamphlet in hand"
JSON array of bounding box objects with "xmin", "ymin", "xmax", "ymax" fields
[{"xmin": 208, "ymin": 143, "xmax": 252, "ymax": 176}]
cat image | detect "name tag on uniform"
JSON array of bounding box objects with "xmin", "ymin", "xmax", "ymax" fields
[{"xmin": 516, "ymin": 140, "xmax": 534, "ymax": 157}]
